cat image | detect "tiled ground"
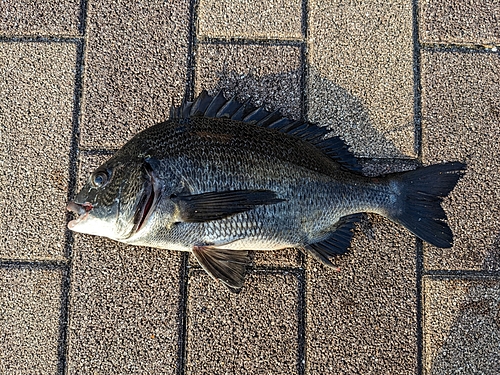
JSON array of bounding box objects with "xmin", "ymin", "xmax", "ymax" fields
[{"xmin": 1, "ymin": 1, "xmax": 499, "ymax": 374}]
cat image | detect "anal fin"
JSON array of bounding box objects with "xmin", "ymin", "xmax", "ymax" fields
[
  {"xmin": 303, "ymin": 213, "xmax": 362, "ymax": 267},
  {"xmin": 192, "ymin": 246, "xmax": 250, "ymax": 292}
]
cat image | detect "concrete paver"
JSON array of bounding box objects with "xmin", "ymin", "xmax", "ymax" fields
[
  {"xmin": 80, "ymin": 0, "xmax": 190, "ymax": 149},
  {"xmin": 197, "ymin": 0, "xmax": 302, "ymax": 40},
  {"xmin": 0, "ymin": 0, "xmax": 80, "ymax": 36},
  {"xmin": 66, "ymin": 153, "xmax": 182, "ymax": 373},
  {"xmin": 306, "ymin": 215, "xmax": 417, "ymax": 374},
  {"xmin": 423, "ymin": 278, "xmax": 500, "ymax": 374},
  {"xmin": 421, "ymin": 51, "xmax": 500, "ymax": 271},
  {"xmin": 195, "ymin": 43, "xmax": 302, "ymax": 118},
  {"xmin": 2, "ymin": 0, "xmax": 499, "ymax": 373},
  {"xmin": 0, "ymin": 42, "xmax": 76, "ymax": 261},
  {"xmin": 194, "ymin": 43, "xmax": 303, "ymax": 268},
  {"xmin": 307, "ymin": 0, "xmax": 415, "ymax": 158},
  {"xmin": 67, "ymin": 236, "xmax": 182, "ymax": 374},
  {"xmin": 0, "ymin": 267, "xmax": 62, "ymax": 373},
  {"xmin": 420, "ymin": 0, "xmax": 500, "ymax": 45},
  {"xmin": 186, "ymin": 271, "xmax": 299, "ymax": 374}
]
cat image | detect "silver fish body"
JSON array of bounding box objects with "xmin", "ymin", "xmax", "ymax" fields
[{"xmin": 68, "ymin": 91, "xmax": 465, "ymax": 290}]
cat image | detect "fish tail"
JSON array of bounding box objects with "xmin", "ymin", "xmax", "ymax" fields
[{"xmin": 387, "ymin": 162, "xmax": 466, "ymax": 248}]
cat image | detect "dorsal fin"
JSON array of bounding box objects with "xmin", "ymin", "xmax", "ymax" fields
[{"xmin": 170, "ymin": 90, "xmax": 361, "ymax": 172}]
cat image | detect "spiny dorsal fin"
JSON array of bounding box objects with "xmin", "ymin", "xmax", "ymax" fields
[{"xmin": 170, "ymin": 90, "xmax": 361, "ymax": 172}]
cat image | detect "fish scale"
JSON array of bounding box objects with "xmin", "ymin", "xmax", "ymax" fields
[{"xmin": 68, "ymin": 90, "xmax": 465, "ymax": 291}]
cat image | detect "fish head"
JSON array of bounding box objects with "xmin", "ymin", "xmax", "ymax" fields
[{"xmin": 67, "ymin": 154, "xmax": 161, "ymax": 241}]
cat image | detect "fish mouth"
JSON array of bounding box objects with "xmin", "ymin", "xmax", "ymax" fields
[
  {"xmin": 67, "ymin": 201, "xmax": 93, "ymax": 229},
  {"xmin": 132, "ymin": 165, "xmax": 160, "ymax": 234}
]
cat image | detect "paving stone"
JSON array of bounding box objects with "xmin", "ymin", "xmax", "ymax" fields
[
  {"xmin": 194, "ymin": 43, "xmax": 303, "ymax": 268},
  {"xmin": 421, "ymin": 51, "xmax": 500, "ymax": 271},
  {"xmin": 80, "ymin": 0, "xmax": 190, "ymax": 149},
  {"xmin": 0, "ymin": 267, "xmax": 62, "ymax": 373},
  {"xmin": 195, "ymin": 43, "xmax": 302, "ymax": 118},
  {"xmin": 307, "ymin": 0, "xmax": 414, "ymax": 158},
  {"xmin": 252, "ymin": 248, "xmax": 301, "ymax": 268},
  {"xmin": 197, "ymin": 0, "xmax": 302, "ymax": 40},
  {"xmin": 186, "ymin": 271, "xmax": 299, "ymax": 374},
  {"xmin": 0, "ymin": 42, "xmax": 76, "ymax": 261},
  {"xmin": 420, "ymin": 0, "xmax": 500, "ymax": 45},
  {"xmin": 306, "ymin": 214, "xmax": 417, "ymax": 374},
  {"xmin": 68, "ymin": 153, "xmax": 183, "ymax": 373},
  {"xmin": 67, "ymin": 235, "xmax": 182, "ymax": 374},
  {"xmin": 423, "ymin": 278, "xmax": 500, "ymax": 375},
  {"xmin": 0, "ymin": 0, "xmax": 80, "ymax": 36}
]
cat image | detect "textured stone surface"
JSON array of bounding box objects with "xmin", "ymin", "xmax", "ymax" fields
[
  {"xmin": 306, "ymin": 215, "xmax": 417, "ymax": 374},
  {"xmin": 80, "ymin": 0, "xmax": 190, "ymax": 149},
  {"xmin": 67, "ymin": 235, "xmax": 182, "ymax": 374},
  {"xmin": 307, "ymin": 0, "xmax": 414, "ymax": 158},
  {"xmin": 0, "ymin": 42, "xmax": 76, "ymax": 260},
  {"xmin": 186, "ymin": 271, "xmax": 299, "ymax": 374},
  {"xmin": 0, "ymin": 267, "xmax": 62, "ymax": 373},
  {"xmin": 423, "ymin": 278, "xmax": 500, "ymax": 375},
  {"xmin": 197, "ymin": 0, "xmax": 302, "ymax": 40},
  {"xmin": 67, "ymin": 153, "xmax": 182, "ymax": 373},
  {"xmin": 195, "ymin": 43, "xmax": 302, "ymax": 119},
  {"xmin": 195, "ymin": 43, "xmax": 303, "ymax": 267},
  {"xmin": 420, "ymin": 0, "xmax": 500, "ymax": 45},
  {"xmin": 0, "ymin": 0, "xmax": 80, "ymax": 36},
  {"xmin": 421, "ymin": 51, "xmax": 500, "ymax": 271}
]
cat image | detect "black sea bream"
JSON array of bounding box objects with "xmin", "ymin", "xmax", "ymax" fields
[{"xmin": 68, "ymin": 91, "xmax": 465, "ymax": 291}]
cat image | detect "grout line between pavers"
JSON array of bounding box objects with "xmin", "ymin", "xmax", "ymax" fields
[
  {"xmin": 77, "ymin": 0, "xmax": 88, "ymax": 36},
  {"xmin": 57, "ymin": 265, "xmax": 71, "ymax": 375},
  {"xmin": 176, "ymin": 253, "xmax": 190, "ymax": 375},
  {"xmin": 424, "ymin": 270, "xmax": 500, "ymax": 279},
  {"xmin": 197, "ymin": 36, "xmax": 304, "ymax": 47},
  {"xmin": 296, "ymin": 263, "xmax": 307, "ymax": 375},
  {"xmin": 415, "ymin": 240, "xmax": 424, "ymax": 375},
  {"xmin": 189, "ymin": 266, "xmax": 305, "ymax": 274},
  {"xmin": 59, "ymin": 0, "xmax": 89, "ymax": 371},
  {"xmin": 421, "ymin": 43, "xmax": 499, "ymax": 53},
  {"xmin": 184, "ymin": 0, "xmax": 198, "ymax": 102},
  {"xmin": 412, "ymin": 1, "xmax": 424, "ymax": 374},
  {"xmin": 176, "ymin": 1, "xmax": 199, "ymax": 373},
  {"xmin": 0, "ymin": 36, "xmax": 83, "ymax": 43},
  {"xmin": 298, "ymin": 2, "xmax": 308, "ymax": 373},
  {"xmin": 0, "ymin": 260, "xmax": 68, "ymax": 269}
]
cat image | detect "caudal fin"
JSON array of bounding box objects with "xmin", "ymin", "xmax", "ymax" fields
[{"xmin": 388, "ymin": 162, "xmax": 466, "ymax": 248}]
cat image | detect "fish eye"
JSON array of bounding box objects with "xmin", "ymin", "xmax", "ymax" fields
[{"xmin": 92, "ymin": 170, "xmax": 110, "ymax": 187}]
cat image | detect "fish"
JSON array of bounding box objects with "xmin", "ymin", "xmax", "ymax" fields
[{"xmin": 67, "ymin": 90, "xmax": 466, "ymax": 292}]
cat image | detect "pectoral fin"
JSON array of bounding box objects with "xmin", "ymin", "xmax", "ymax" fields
[
  {"xmin": 173, "ymin": 189, "xmax": 284, "ymax": 222},
  {"xmin": 192, "ymin": 246, "xmax": 250, "ymax": 292}
]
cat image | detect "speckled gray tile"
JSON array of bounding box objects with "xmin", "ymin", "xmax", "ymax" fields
[
  {"xmin": 0, "ymin": 267, "xmax": 62, "ymax": 373},
  {"xmin": 306, "ymin": 215, "xmax": 417, "ymax": 374},
  {"xmin": 197, "ymin": 0, "xmax": 302, "ymax": 40},
  {"xmin": 186, "ymin": 271, "xmax": 299, "ymax": 374},
  {"xmin": 423, "ymin": 278, "xmax": 500, "ymax": 375},
  {"xmin": 0, "ymin": 42, "xmax": 76, "ymax": 260},
  {"xmin": 420, "ymin": 0, "xmax": 500, "ymax": 45},
  {"xmin": 421, "ymin": 51, "xmax": 500, "ymax": 271},
  {"xmin": 68, "ymin": 153, "xmax": 182, "ymax": 373},
  {"xmin": 80, "ymin": 0, "xmax": 190, "ymax": 149},
  {"xmin": 0, "ymin": 0, "xmax": 80, "ymax": 36},
  {"xmin": 307, "ymin": 0, "xmax": 414, "ymax": 158},
  {"xmin": 195, "ymin": 43, "xmax": 302, "ymax": 119},
  {"xmin": 67, "ymin": 235, "xmax": 182, "ymax": 374}
]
